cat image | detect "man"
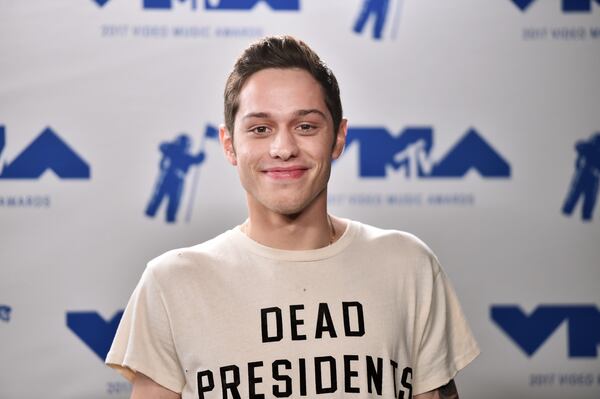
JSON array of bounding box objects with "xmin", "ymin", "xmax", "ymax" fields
[{"xmin": 106, "ymin": 36, "xmax": 479, "ymax": 399}]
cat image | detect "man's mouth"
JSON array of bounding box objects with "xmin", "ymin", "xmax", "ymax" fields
[{"xmin": 263, "ymin": 166, "xmax": 309, "ymax": 179}]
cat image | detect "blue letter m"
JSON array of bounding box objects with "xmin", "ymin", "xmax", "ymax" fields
[
  {"xmin": 344, "ymin": 127, "xmax": 433, "ymax": 177},
  {"xmin": 563, "ymin": 0, "xmax": 600, "ymax": 11},
  {"xmin": 491, "ymin": 305, "xmax": 600, "ymax": 358},
  {"xmin": 204, "ymin": 0, "xmax": 299, "ymax": 10},
  {"xmin": 510, "ymin": 0, "xmax": 600, "ymax": 11},
  {"xmin": 144, "ymin": 0, "xmax": 197, "ymax": 9}
]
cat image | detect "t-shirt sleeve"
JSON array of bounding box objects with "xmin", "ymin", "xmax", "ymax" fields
[
  {"xmin": 412, "ymin": 264, "xmax": 480, "ymax": 395},
  {"xmin": 105, "ymin": 265, "xmax": 185, "ymax": 393}
]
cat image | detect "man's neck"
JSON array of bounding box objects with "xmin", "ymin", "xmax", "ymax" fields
[{"xmin": 243, "ymin": 196, "xmax": 343, "ymax": 251}]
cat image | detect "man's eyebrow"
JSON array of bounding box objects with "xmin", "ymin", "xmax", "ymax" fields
[
  {"xmin": 242, "ymin": 112, "xmax": 270, "ymax": 120},
  {"xmin": 241, "ymin": 109, "xmax": 328, "ymax": 120},
  {"xmin": 294, "ymin": 109, "xmax": 327, "ymax": 119}
]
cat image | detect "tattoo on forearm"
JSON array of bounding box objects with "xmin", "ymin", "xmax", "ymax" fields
[{"xmin": 438, "ymin": 379, "xmax": 459, "ymax": 399}]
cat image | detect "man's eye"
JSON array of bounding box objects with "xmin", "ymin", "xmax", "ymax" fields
[
  {"xmin": 250, "ymin": 126, "xmax": 269, "ymax": 135},
  {"xmin": 297, "ymin": 124, "xmax": 316, "ymax": 134}
]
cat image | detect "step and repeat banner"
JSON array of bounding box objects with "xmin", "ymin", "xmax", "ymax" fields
[{"xmin": 1, "ymin": 0, "xmax": 599, "ymax": 398}]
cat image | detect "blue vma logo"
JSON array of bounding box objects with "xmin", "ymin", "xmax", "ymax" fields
[
  {"xmin": 342, "ymin": 127, "xmax": 511, "ymax": 179},
  {"xmin": 67, "ymin": 311, "xmax": 123, "ymax": 360},
  {"xmin": 353, "ymin": 0, "xmax": 403, "ymax": 41},
  {"xmin": 0, "ymin": 305, "xmax": 11, "ymax": 322},
  {"xmin": 92, "ymin": 0, "xmax": 300, "ymax": 11},
  {"xmin": 145, "ymin": 125, "xmax": 218, "ymax": 224},
  {"xmin": 491, "ymin": 304, "xmax": 600, "ymax": 358},
  {"xmin": 562, "ymin": 133, "xmax": 600, "ymax": 222},
  {"xmin": 511, "ymin": 0, "xmax": 600, "ymax": 12},
  {"xmin": 0, "ymin": 126, "xmax": 90, "ymax": 180}
]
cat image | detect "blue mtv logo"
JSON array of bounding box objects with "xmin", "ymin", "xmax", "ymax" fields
[
  {"xmin": 142, "ymin": 0, "xmax": 299, "ymax": 10},
  {"xmin": 511, "ymin": 0, "xmax": 600, "ymax": 12},
  {"xmin": 343, "ymin": 126, "xmax": 511, "ymax": 178},
  {"xmin": 67, "ymin": 311, "xmax": 124, "ymax": 360},
  {"xmin": 491, "ymin": 305, "xmax": 600, "ymax": 358},
  {"xmin": 0, "ymin": 126, "xmax": 90, "ymax": 179}
]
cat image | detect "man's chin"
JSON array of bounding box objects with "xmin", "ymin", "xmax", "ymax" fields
[
  {"xmin": 248, "ymin": 188, "xmax": 326, "ymax": 217},
  {"xmin": 268, "ymin": 202, "xmax": 306, "ymax": 217}
]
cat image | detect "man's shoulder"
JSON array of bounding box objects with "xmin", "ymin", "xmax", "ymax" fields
[
  {"xmin": 350, "ymin": 219, "xmax": 443, "ymax": 281},
  {"xmin": 146, "ymin": 228, "xmax": 237, "ymax": 275},
  {"xmin": 352, "ymin": 219, "xmax": 437, "ymax": 258}
]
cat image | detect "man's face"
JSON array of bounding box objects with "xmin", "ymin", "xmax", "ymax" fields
[{"xmin": 220, "ymin": 67, "xmax": 346, "ymax": 216}]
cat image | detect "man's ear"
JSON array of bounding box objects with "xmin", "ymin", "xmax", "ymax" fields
[
  {"xmin": 219, "ymin": 124, "xmax": 237, "ymax": 166},
  {"xmin": 332, "ymin": 118, "xmax": 348, "ymax": 160}
]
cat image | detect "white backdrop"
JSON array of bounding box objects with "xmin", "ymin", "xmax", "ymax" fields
[{"xmin": 1, "ymin": 0, "xmax": 599, "ymax": 398}]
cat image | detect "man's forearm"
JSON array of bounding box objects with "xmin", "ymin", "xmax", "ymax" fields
[
  {"xmin": 130, "ymin": 372, "xmax": 181, "ymax": 399},
  {"xmin": 414, "ymin": 379, "xmax": 459, "ymax": 399}
]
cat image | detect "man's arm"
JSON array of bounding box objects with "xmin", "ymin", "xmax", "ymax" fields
[
  {"xmin": 191, "ymin": 151, "xmax": 205, "ymax": 164},
  {"xmin": 130, "ymin": 372, "xmax": 181, "ymax": 399},
  {"xmin": 414, "ymin": 379, "xmax": 459, "ymax": 399}
]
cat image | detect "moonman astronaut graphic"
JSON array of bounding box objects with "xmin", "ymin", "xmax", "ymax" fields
[
  {"xmin": 0, "ymin": 305, "xmax": 11, "ymax": 322},
  {"xmin": 145, "ymin": 134, "xmax": 205, "ymax": 223},
  {"xmin": 562, "ymin": 133, "xmax": 600, "ymax": 221},
  {"xmin": 353, "ymin": 0, "xmax": 390, "ymax": 40}
]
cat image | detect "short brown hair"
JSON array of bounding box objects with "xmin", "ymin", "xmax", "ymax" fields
[{"xmin": 224, "ymin": 35, "xmax": 343, "ymax": 136}]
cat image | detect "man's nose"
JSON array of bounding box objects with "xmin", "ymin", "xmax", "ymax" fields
[{"xmin": 269, "ymin": 128, "xmax": 299, "ymax": 160}]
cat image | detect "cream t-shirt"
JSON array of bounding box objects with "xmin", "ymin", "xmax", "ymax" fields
[{"xmin": 106, "ymin": 220, "xmax": 479, "ymax": 397}]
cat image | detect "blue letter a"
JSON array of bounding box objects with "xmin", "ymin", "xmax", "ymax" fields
[
  {"xmin": 0, "ymin": 127, "xmax": 90, "ymax": 179},
  {"xmin": 430, "ymin": 128, "xmax": 510, "ymax": 178},
  {"xmin": 66, "ymin": 311, "xmax": 124, "ymax": 360}
]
